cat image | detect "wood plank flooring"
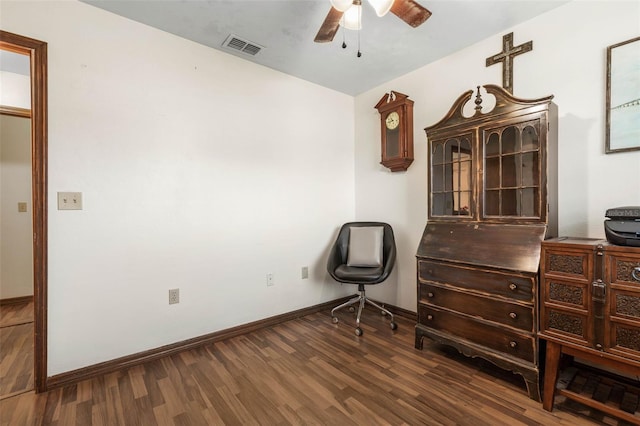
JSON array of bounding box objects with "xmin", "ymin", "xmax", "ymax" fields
[
  {"xmin": 0, "ymin": 306, "xmax": 633, "ymax": 425},
  {"xmin": 0, "ymin": 300, "xmax": 33, "ymax": 328},
  {"xmin": 0, "ymin": 301, "xmax": 34, "ymax": 400}
]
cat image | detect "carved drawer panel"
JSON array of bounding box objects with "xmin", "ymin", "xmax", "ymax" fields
[
  {"xmin": 418, "ymin": 260, "xmax": 534, "ymax": 302},
  {"xmin": 541, "ymin": 307, "xmax": 589, "ymax": 346},
  {"xmin": 608, "ymin": 322, "xmax": 640, "ymax": 362},
  {"xmin": 419, "ymin": 283, "xmax": 533, "ymax": 332},
  {"xmin": 607, "ymin": 254, "xmax": 640, "ymax": 287},
  {"xmin": 544, "ymin": 279, "xmax": 588, "ymax": 309},
  {"xmin": 610, "ymin": 290, "xmax": 640, "ymax": 320},
  {"xmin": 418, "ymin": 305, "xmax": 535, "ymax": 362},
  {"xmin": 543, "ymin": 250, "xmax": 591, "ymax": 281}
]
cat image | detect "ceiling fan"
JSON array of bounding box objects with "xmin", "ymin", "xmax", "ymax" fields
[{"xmin": 314, "ymin": 0, "xmax": 432, "ymax": 43}]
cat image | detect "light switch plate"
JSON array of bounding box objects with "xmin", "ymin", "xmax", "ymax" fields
[{"xmin": 57, "ymin": 192, "xmax": 83, "ymax": 210}]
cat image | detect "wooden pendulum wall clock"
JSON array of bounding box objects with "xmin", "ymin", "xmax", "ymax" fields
[{"xmin": 375, "ymin": 91, "xmax": 414, "ymax": 172}]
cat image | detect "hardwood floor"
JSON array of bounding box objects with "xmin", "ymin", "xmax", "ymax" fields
[
  {"xmin": 0, "ymin": 307, "xmax": 632, "ymax": 425},
  {"xmin": 0, "ymin": 300, "xmax": 33, "ymax": 328},
  {"xmin": 0, "ymin": 301, "xmax": 34, "ymax": 400}
]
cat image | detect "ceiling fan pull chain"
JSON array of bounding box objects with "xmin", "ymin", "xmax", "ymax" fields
[
  {"xmin": 357, "ymin": 9, "xmax": 362, "ymax": 57},
  {"xmin": 342, "ymin": 27, "xmax": 347, "ymax": 49}
]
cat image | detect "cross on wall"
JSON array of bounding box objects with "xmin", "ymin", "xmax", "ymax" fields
[{"xmin": 486, "ymin": 32, "xmax": 533, "ymax": 94}]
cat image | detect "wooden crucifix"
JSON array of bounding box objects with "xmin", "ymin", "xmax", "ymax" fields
[{"xmin": 486, "ymin": 32, "xmax": 533, "ymax": 94}]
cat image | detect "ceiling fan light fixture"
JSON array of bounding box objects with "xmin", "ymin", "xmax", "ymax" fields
[
  {"xmin": 340, "ymin": 4, "xmax": 362, "ymax": 30},
  {"xmin": 330, "ymin": 0, "xmax": 353, "ymax": 12},
  {"xmin": 367, "ymin": 0, "xmax": 394, "ymax": 17}
]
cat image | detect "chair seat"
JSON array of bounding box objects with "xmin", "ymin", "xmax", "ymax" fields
[{"xmin": 334, "ymin": 265, "xmax": 384, "ymax": 283}]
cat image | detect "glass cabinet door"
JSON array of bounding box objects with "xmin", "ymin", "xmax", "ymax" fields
[
  {"xmin": 483, "ymin": 121, "xmax": 541, "ymax": 218},
  {"xmin": 431, "ymin": 136, "xmax": 473, "ymax": 217}
]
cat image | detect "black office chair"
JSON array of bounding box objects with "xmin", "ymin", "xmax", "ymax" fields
[{"xmin": 327, "ymin": 222, "xmax": 397, "ymax": 336}]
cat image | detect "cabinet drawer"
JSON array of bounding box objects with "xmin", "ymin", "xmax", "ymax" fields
[
  {"xmin": 418, "ymin": 305, "xmax": 535, "ymax": 362},
  {"xmin": 543, "ymin": 249, "xmax": 592, "ymax": 281},
  {"xmin": 543, "ymin": 278, "xmax": 588, "ymax": 310},
  {"xmin": 608, "ymin": 321, "xmax": 640, "ymax": 362},
  {"xmin": 419, "ymin": 283, "xmax": 533, "ymax": 332},
  {"xmin": 418, "ymin": 260, "xmax": 534, "ymax": 302},
  {"xmin": 540, "ymin": 306, "xmax": 590, "ymax": 346},
  {"xmin": 606, "ymin": 254, "xmax": 640, "ymax": 288},
  {"xmin": 610, "ymin": 289, "xmax": 640, "ymax": 321},
  {"xmin": 608, "ymin": 288, "xmax": 640, "ymax": 362}
]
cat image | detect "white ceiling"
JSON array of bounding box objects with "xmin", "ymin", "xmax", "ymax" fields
[{"xmin": 80, "ymin": 0, "xmax": 569, "ymax": 96}]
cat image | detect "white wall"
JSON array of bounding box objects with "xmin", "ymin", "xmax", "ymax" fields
[
  {"xmin": 354, "ymin": 0, "xmax": 640, "ymax": 310},
  {"xmin": 0, "ymin": 67, "xmax": 32, "ymax": 300},
  {"xmin": 0, "ymin": 114, "xmax": 33, "ymax": 299},
  {"xmin": 3, "ymin": 0, "xmax": 639, "ymax": 376},
  {"xmin": 2, "ymin": 1, "xmax": 356, "ymax": 375},
  {"xmin": 0, "ymin": 70, "xmax": 31, "ymax": 109}
]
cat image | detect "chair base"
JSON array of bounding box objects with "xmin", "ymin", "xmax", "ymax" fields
[{"xmin": 330, "ymin": 286, "xmax": 397, "ymax": 336}]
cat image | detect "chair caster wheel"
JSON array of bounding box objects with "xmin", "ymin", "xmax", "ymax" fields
[
  {"xmin": 355, "ymin": 327, "xmax": 363, "ymax": 336},
  {"xmin": 332, "ymin": 316, "xmax": 339, "ymax": 324},
  {"xmin": 390, "ymin": 322, "xmax": 397, "ymax": 331}
]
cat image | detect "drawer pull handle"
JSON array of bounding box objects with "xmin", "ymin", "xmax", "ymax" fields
[
  {"xmin": 509, "ymin": 283, "xmax": 517, "ymax": 291},
  {"xmin": 509, "ymin": 312, "xmax": 517, "ymax": 319},
  {"xmin": 427, "ymin": 292, "xmax": 434, "ymax": 298},
  {"xmin": 509, "ymin": 341, "xmax": 517, "ymax": 349},
  {"xmin": 632, "ymin": 266, "xmax": 640, "ymax": 282},
  {"xmin": 427, "ymin": 314, "xmax": 433, "ymax": 320},
  {"xmin": 596, "ymin": 343, "xmax": 603, "ymax": 350}
]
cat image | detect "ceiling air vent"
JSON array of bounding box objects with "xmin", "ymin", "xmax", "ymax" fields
[{"xmin": 222, "ymin": 34, "xmax": 263, "ymax": 56}]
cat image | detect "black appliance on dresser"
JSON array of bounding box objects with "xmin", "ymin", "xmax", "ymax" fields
[{"xmin": 605, "ymin": 206, "xmax": 640, "ymax": 247}]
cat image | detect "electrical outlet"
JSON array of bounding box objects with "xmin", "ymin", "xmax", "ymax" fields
[
  {"xmin": 18, "ymin": 202, "xmax": 28, "ymax": 213},
  {"xmin": 266, "ymin": 273, "xmax": 274, "ymax": 286},
  {"xmin": 169, "ymin": 288, "xmax": 179, "ymax": 304},
  {"xmin": 301, "ymin": 266, "xmax": 309, "ymax": 279}
]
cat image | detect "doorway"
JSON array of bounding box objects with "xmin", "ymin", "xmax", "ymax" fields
[
  {"xmin": 0, "ymin": 31, "xmax": 48, "ymax": 394},
  {"xmin": 0, "ymin": 104, "xmax": 34, "ymax": 399}
]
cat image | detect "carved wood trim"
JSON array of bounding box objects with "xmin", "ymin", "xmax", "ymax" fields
[
  {"xmin": 549, "ymin": 282, "xmax": 583, "ymax": 306},
  {"xmin": 615, "ymin": 259, "xmax": 640, "ymax": 284},
  {"xmin": 615, "ymin": 294, "xmax": 640, "ymax": 318},
  {"xmin": 549, "ymin": 253, "xmax": 584, "ymax": 275},
  {"xmin": 548, "ymin": 311, "xmax": 584, "ymax": 337},
  {"xmin": 415, "ymin": 325, "xmax": 541, "ymax": 401},
  {"xmin": 615, "ymin": 326, "xmax": 640, "ymax": 352},
  {"xmin": 424, "ymin": 84, "xmax": 553, "ymax": 135}
]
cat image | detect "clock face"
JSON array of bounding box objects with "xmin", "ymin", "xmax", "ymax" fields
[{"xmin": 385, "ymin": 111, "xmax": 400, "ymax": 130}]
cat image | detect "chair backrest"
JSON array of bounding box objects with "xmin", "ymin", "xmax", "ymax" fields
[{"xmin": 327, "ymin": 222, "xmax": 396, "ymax": 285}]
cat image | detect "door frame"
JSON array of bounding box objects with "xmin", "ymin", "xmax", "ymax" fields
[{"xmin": 0, "ymin": 30, "xmax": 48, "ymax": 393}]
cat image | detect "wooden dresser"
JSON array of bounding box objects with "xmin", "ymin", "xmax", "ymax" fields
[
  {"xmin": 415, "ymin": 85, "xmax": 557, "ymax": 402},
  {"xmin": 540, "ymin": 237, "xmax": 640, "ymax": 423}
]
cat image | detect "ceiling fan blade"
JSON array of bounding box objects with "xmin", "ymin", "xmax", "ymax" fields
[
  {"xmin": 314, "ymin": 7, "xmax": 343, "ymax": 43},
  {"xmin": 390, "ymin": 0, "xmax": 432, "ymax": 28}
]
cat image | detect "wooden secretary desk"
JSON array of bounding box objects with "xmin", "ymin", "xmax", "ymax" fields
[{"xmin": 415, "ymin": 85, "xmax": 557, "ymax": 401}]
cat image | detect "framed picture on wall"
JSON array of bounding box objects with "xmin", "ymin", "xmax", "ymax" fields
[{"xmin": 606, "ymin": 36, "xmax": 640, "ymax": 153}]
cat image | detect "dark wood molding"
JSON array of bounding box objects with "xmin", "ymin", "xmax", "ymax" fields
[
  {"xmin": 0, "ymin": 295, "xmax": 34, "ymax": 306},
  {"xmin": 380, "ymin": 302, "xmax": 417, "ymax": 321},
  {"xmin": 0, "ymin": 105, "xmax": 31, "ymax": 118},
  {"xmin": 0, "ymin": 30, "xmax": 48, "ymax": 393},
  {"xmin": 47, "ymin": 296, "xmax": 354, "ymax": 390}
]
